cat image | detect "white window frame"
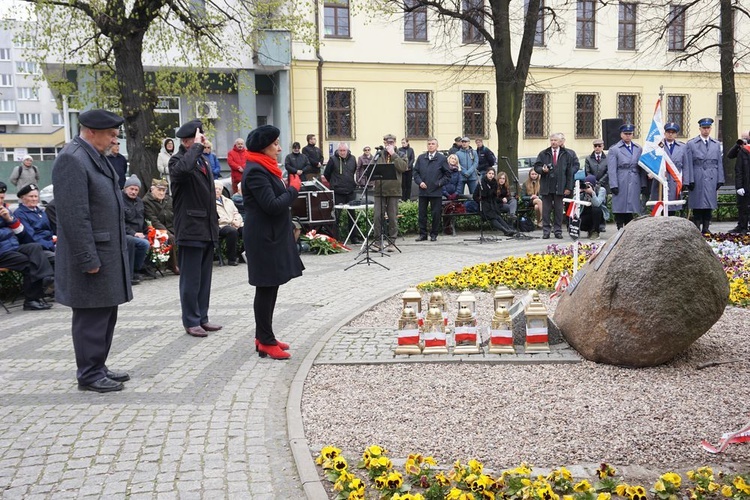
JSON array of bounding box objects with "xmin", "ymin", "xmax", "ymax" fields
[
  {"xmin": 52, "ymin": 112, "xmax": 63, "ymax": 125},
  {"xmin": 17, "ymin": 87, "xmax": 39, "ymax": 101},
  {"xmin": 19, "ymin": 113, "xmax": 42, "ymax": 126},
  {"xmin": 0, "ymin": 48, "xmax": 11, "ymax": 61},
  {"xmin": 0, "ymin": 74, "xmax": 12, "ymax": 87}
]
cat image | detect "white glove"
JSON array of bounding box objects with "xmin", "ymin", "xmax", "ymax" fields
[{"xmin": 738, "ymin": 188, "xmax": 746, "ymax": 196}]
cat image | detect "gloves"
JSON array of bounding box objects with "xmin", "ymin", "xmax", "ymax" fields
[
  {"xmin": 688, "ymin": 182, "xmax": 695, "ymax": 191},
  {"xmin": 681, "ymin": 184, "xmax": 689, "ymax": 193},
  {"xmin": 717, "ymin": 182, "xmax": 724, "ymax": 190},
  {"xmin": 288, "ymin": 173, "xmax": 301, "ymax": 191},
  {"xmin": 610, "ymin": 187, "xmax": 619, "ymax": 196},
  {"xmin": 641, "ymin": 186, "xmax": 648, "ymax": 196},
  {"xmin": 738, "ymin": 188, "xmax": 746, "ymax": 197}
]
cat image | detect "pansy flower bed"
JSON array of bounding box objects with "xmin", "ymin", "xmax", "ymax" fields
[
  {"xmin": 418, "ymin": 235, "xmax": 750, "ymax": 307},
  {"xmin": 315, "ymin": 445, "xmax": 750, "ymax": 500}
]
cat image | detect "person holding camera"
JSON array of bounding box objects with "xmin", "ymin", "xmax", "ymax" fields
[
  {"xmin": 726, "ymin": 130, "xmax": 750, "ymax": 234},
  {"xmin": 533, "ymin": 132, "xmax": 578, "ymax": 239},
  {"xmin": 578, "ymin": 175, "xmax": 608, "ymax": 240}
]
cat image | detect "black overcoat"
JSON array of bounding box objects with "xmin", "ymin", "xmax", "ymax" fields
[
  {"xmin": 242, "ymin": 163, "xmax": 304, "ymax": 287},
  {"xmin": 51, "ymin": 137, "xmax": 132, "ymax": 308},
  {"xmin": 169, "ymin": 143, "xmax": 219, "ymax": 244}
]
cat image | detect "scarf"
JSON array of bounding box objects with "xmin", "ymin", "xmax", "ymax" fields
[{"xmin": 246, "ymin": 151, "xmax": 282, "ymax": 179}]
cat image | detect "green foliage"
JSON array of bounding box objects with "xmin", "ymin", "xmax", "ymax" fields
[
  {"xmin": 0, "ymin": 270, "xmax": 23, "ymax": 302},
  {"xmin": 397, "ymin": 200, "xmax": 419, "ymax": 235},
  {"xmin": 715, "ymin": 194, "xmax": 739, "ymax": 221}
]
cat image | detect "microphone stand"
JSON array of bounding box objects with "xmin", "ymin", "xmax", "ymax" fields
[
  {"xmin": 501, "ymin": 156, "xmax": 536, "ymax": 240},
  {"xmin": 346, "ymin": 149, "xmax": 388, "ymax": 271}
]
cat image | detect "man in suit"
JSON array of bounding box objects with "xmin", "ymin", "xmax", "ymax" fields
[
  {"xmin": 607, "ymin": 123, "xmax": 646, "ymax": 229},
  {"xmin": 533, "ymin": 132, "xmax": 578, "ymax": 239},
  {"xmin": 52, "ymin": 109, "xmax": 132, "ymax": 393},
  {"xmin": 687, "ymin": 117, "xmax": 724, "ymax": 234},
  {"xmin": 169, "ymin": 119, "xmax": 221, "ymax": 338},
  {"xmin": 413, "ymin": 138, "xmax": 451, "ymax": 242},
  {"xmin": 650, "ymin": 122, "xmax": 693, "ymax": 216}
]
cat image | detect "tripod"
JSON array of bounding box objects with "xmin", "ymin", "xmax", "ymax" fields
[
  {"xmin": 501, "ymin": 156, "xmax": 538, "ymax": 240},
  {"xmin": 346, "ymin": 153, "xmax": 389, "ymax": 270},
  {"xmin": 463, "ymin": 198, "xmax": 502, "ymax": 244}
]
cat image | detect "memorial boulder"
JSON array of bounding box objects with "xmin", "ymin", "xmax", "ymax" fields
[{"xmin": 554, "ymin": 217, "xmax": 729, "ymax": 367}]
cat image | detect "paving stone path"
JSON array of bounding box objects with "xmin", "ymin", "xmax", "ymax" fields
[{"xmin": 1, "ymin": 224, "xmax": 728, "ymax": 499}]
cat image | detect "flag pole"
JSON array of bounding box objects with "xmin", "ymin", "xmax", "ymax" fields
[{"xmin": 659, "ymin": 87, "xmax": 669, "ymax": 218}]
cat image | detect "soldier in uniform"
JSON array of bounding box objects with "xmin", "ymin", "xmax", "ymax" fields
[
  {"xmin": 650, "ymin": 122, "xmax": 693, "ymax": 215},
  {"xmin": 687, "ymin": 117, "xmax": 724, "ymax": 234},
  {"xmin": 52, "ymin": 109, "xmax": 132, "ymax": 393},
  {"xmin": 607, "ymin": 123, "xmax": 647, "ymax": 229}
]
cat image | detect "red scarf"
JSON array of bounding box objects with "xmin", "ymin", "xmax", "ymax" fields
[{"xmin": 246, "ymin": 152, "xmax": 282, "ymax": 179}]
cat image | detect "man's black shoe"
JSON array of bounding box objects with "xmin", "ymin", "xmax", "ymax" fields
[
  {"xmin": 430, "ymin": 235, "xmax": 437, "ymax": 242},
  {"xmin": 729, "ymin": 226, "xmax": 743, "ymax": 233},
  {"xmin": 555, "ymin": 233, "xmax": 563, "ymax": 239},
  {"xmin": 542, "ymin": 234, "xmax": 550, "ymax": 239},
  {"xmin": 78, "ymin": 377, "xmax": 124, "ymax": 393},
  {"xmin": 139, "ymin": 267, "xmax": 158, "ymax": 279},
  {"xmin": 415, "ymin": 235, "xmax": 428, "ymax": 241},
  {"xmin": 23, "ymin": 300, "xmax": 51, "ymax": 311},
  {"xmin": 105, "ymin": 370, "xmax": 130, "ymax": 382}
]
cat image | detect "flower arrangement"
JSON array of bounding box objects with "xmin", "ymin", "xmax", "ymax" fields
[
  {"xmin": 146, "ymin": 225, "xmax": 172, "ymax": 264},
  {"xmin": 419, "ymin": 235, "xmax": 750, "ymax": 307},
  {"xmin": 302, "ymin": 230, "xmax": 350, "ymax": 255},
  {"xmin": 315, "ymin": 448, "xmax": 750, "ymax": 500}
]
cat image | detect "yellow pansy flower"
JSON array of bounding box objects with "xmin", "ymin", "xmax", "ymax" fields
[{"xmin": 721, "ymin": 485, "xmax": 734, "ymax": 497}]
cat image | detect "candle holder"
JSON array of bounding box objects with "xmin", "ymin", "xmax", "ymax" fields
[
  {"xmin": 453, "ymin": 304, "xmax": 481, "ymax": 354},
  {"xmin": 422, "ymin": 305, "xmax": 448, "ymax": 354},
  {"xmin": 394, "ymin": 305, "xmax": 422, "ymax": 355},
  {"xmin": 402, "ymin": 287, "xmax": 423, "ymax": 316},
  {"xmin": 488, "ymin": 306, "xmax": 515, "ymax": 354},
  {"xmin": 524, "ymin": 293, "xmax": 550, "ymax": 353},
  {"xmin": 493, "ymin": 285, "xmax": 515, "ymax": 311}
]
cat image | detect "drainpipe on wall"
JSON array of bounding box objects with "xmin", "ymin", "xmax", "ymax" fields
[{"xmin": 314, "ymin": 0, "xmax": 324, "ymax": 141}]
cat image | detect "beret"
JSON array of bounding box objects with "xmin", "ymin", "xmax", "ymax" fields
[
  {"xmin": 175, "ymin": 119, "xmax": 203, "ymax": 138},
  {"xmin": 246, "ymin": 125, "xmax": 280, "ymax": 153},
  {"xmin": 584, "ymin": 174, "xmax": 597, "ymax": 186},
  {"xmin": 17, "ymin": 183, "xmax": 39, "ymax": 197},
  {"xmin": 664, "ymin": 122, "xmax": 680, "ymax": 132},
  {"xmin": 619, "ymin": 123, "xmax": 635, "ymax": 133},
  {"xmin": 0, "ymin": 181, "xmax": 8, "ymax": 193},
  {"xmin": 698, "ymin": 117, "xmax": 714, "ymax": 127},
  {"xmin": 123, "ymin": 175, "xmax": 141, "ymax": 189},
  {"xmin": 152, "ymin": 178, "xmax": 169, "ymax": 188},
  {"xmin": 79, "ymin": 109, "xmax": 124, "ymax": 130}
]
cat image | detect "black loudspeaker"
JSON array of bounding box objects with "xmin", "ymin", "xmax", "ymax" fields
[{"xmin": 602, "ymin": 118, "xmax": 624, "ymax": 150}]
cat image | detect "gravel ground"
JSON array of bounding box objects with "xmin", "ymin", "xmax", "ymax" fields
[{"xmin": 302, "ymin": 291, "xmax": 750, "ymax": 480}]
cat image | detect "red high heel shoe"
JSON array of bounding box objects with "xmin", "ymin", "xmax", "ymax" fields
[
  {"xmin": 256, "ymin": 342, "xmax": 291, "ymax": 360},
  {"xmin": 255, "ymin": 339, "xmax": 290, "ymax": 351}
]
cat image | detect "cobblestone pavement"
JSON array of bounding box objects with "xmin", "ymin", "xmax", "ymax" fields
[{"xmin": 0, "ymin": 224, "xmax": 732, "ymax": 499}]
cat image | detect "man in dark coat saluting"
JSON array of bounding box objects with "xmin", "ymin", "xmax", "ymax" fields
[
  {"xmin": 169, "ymin": 119, "xmax": 222, "ymax": 338},
  {"xmin": 52, "ymin": 109, "xmax": 133, "ymax": 393}
]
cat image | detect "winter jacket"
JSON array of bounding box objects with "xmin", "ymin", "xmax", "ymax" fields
[
  {"xmin": 413, "ymin": 152, "xmax": 451, "ymax": 198},
  {"xmin": 14, "ymin": 204, "xmax": 55, "ymax": 251},
  {"xmin": 323, "ymin": 152, "xmax": 358, "ymax": 195}
]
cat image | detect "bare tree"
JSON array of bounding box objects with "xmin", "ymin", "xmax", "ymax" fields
[
  {"xmin": 379, "ymin": 0, "xmax": 545, "ymax": 177},
  {"xmin": 9, "ymin": 0, "xmax": 313, "ymax": 189}
]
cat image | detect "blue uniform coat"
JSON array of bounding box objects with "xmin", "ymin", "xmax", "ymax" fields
[
  {"xmin": 649, "ymin": 140, "xmax": 692, "ymax": 211},
  {"xmin": 51, "ymin": 137, "xmax": 132, "ymax": 309},
  {"xmin": 687, "ymin": 136, "xmax": 724, "ymax": 209},
  {"xmin": 607, "ymin": 140, "xmax": 646, "ymax": 214}
]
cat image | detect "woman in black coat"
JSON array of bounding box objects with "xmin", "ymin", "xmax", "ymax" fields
[
  {"xmin": 473, "ymin": 168, "xmax": 516, "ymax": 236},
  {"xmin": 242, "ymin": 125, "xmax": 305, "ymax": 360}
]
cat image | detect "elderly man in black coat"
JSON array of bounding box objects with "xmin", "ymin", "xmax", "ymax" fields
[
  {"xmin": 413, "ymin": 138, "xmax": 451, "ymax": 242},
  {"xmin": 52, "ymin": 109, "xmax": 133, "ymax": 393},
  {"xmin": 169, "ymin": 119, "xmax": 222, "ymax": 338},
  {"xmin": 533, "ymin": 132, "xmax": 578, "ymax": 239}
]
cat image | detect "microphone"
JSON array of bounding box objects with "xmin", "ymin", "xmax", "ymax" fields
[{"xmin": 375, "ymin": 146, "xmax": 385, "ymax": 151}]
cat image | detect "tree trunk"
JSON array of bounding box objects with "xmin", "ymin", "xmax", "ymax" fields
[
  {"xmin": 719, "ymin": 0, "xmax": 737, "ymax": 186},
  {"xmin": 112, "ymin": 32, "xmax": 161, "ymax": 196}
]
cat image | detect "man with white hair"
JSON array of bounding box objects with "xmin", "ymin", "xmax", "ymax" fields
[
  {"xmin": 323, "ymin": 142, "xmax": 359, "ymax": 242},
  {"xmin": 533, "ymin": 132, "xmax": 578, "ymax": 239}
]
